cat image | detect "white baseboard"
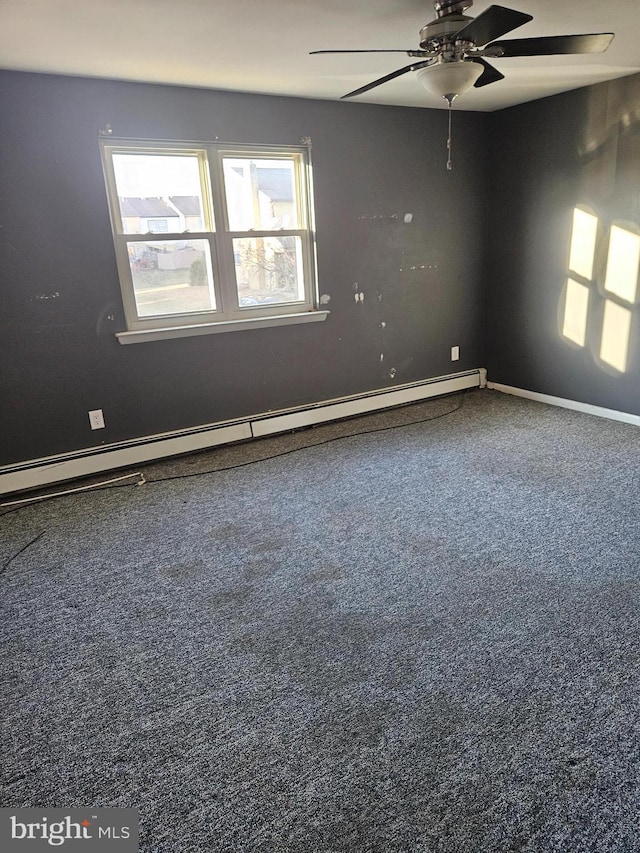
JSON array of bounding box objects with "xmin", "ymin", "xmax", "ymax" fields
[
  {"xmin": 1, "ymin": 369, "xmax": 483, "ymax": 496},
  {"xmin": 488, "ymin": 382, "xmax": 640, "ymax": 427}
]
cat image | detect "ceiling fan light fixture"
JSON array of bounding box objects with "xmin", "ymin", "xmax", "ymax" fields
[{"xmin": 415, "ymin": 61, "xmax": 483, "ymax": 101}]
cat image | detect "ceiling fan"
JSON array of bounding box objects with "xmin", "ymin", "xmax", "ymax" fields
[
  {"xmin": 311, "ymin": 1, "xmax": 614, "ymax": 103},
  {"xmin": 311, "ymin": 1, "xmax": 614, "ymax": 167}
]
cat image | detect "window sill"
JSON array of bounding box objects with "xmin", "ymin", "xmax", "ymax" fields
[{"xmin": 116, "ymin": 310, "xmax": 330, "ymax": 345}]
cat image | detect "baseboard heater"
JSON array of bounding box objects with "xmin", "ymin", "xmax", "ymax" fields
[{"xmin": 0, "ymin": 368, "xmax": 485, "ymax": 497}]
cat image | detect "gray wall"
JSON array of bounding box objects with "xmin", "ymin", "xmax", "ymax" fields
[
  {"xmin": 0, "ymin": 71, "xmax": 489, "ymax": 466},
  {"xmin": 486, "ymin": 73, "xmax": 640, "ymax": 415}
]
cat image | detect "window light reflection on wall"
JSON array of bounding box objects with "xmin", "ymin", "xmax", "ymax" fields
[
  {"xmin": 600, "ymin": 300, "xmax": 632, "ymax": 373},
  {"xmin": 568, "ymin": 207, "xmax": 598, "ymax": 281},
  {"xmin": 562, "ymin": 207, "xmax": 598, "ymax": 348},
  {"xmin": 600, "ymin": 223, "xmax": 638, "ymax": 373},
  {"xmin": 562, "ymin": 208, "xmax": 637, "ymax": 373},
  {"xmin": 562, "ymin": 278, "xmax": 590, "ymax": 347},
  {"xmin": 603, "ymin": 225, "xmax": 640, "ymax": 304}
]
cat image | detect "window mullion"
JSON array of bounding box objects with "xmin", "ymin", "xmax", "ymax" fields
[
  {"xmin": 214, "ymin": 232, "xmax": 240, "ymax": 314},
  {"xmin": 207, "ymin": 145, "xmax": 239, "ymax": 314}
]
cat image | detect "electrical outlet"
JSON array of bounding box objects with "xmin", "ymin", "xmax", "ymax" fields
[
  {"xmin": 451, "ymin": 345, "xmax": 460, "ymax": 361},
  {"xmin": 88, "ymin": 409, "xmax": 105, "ymax": 430}
]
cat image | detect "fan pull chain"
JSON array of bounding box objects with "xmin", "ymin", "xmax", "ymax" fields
[{"xmin": 446, "ymin": 96, "xmax": 453, "ymax": 171}]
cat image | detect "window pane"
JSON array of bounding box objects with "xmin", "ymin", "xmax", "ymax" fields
[
  {"xmin": 112, "ymin": 153, "xmax": 206, "ymax": 234},
  {"xmin": 233, "ymin": 236, "xmax": 305, "ymax": 306},
  {"xmin": 223, "ymin": 158, "xmax": 299, "ymax": 230},
  {"xmin": 127, "ymin": 240, "xmax": 216, "ymax": 318}
]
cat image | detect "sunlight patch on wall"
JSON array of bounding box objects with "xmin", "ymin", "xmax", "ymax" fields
[
  {"xmin": 568, "ymin": 207, "xmax": 598, "ymax": 281},
  {"xmin": 604, "ymin": 225, "xmax": 640, "ymax": 304},
  {"xmin": 600, "ymin": 300, "xmax": 631, "ymax": 373},
  {"xmin": 562, "ymin": 278, "xmax": 590, "ymax": 346},
  {"xmin": 563, "ymin": 208, "xmax": 637, "ymax": 374}
]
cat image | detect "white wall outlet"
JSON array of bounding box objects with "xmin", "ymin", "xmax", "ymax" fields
[
  {"xmin": 89, "ymin": 409, "xmax": 105, "ymax": 430},
  {"xmin": 451, "ymin": 345, "xmax": 460, "ymax": 361}
]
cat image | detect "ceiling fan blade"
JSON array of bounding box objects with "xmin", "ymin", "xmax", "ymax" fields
[
  {"xmin": 340, "ymin": 60, "xmax": 434, "ymax": 99},
  {"xmin": 455, "ymin": 5, "xmax": 533, "ymax": 47},
  {"xmin": 310, "ymin": 49, "xmax": 427, "ymax": 55},
  {"xmin": 465, "ymin": 57, "xmax": 505, "ymax": 88},
  {"xmin": 486, "ymin": 33, "xmax": 614, "ymax": 57}
]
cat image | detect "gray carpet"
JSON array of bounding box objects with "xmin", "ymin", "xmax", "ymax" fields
[{"xmin": 2, "ymin": 389, "xmax": 639, "ymax": 852}]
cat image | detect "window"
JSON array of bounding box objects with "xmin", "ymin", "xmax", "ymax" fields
[
  {"xmin": 100, "ymin": 139, "xmax": 323, "ymax": 342},
  {"xmin": 146, "ymin": 218, "xmax": 169, "ymax": 233}
]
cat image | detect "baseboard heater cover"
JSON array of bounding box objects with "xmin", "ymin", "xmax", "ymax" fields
[
  {"xmin": 251, "ymin": 370, "xmax": 481, "ymax": 436},
  {"xmin": 1, "ymin": 369, "xmax": 483, "ymax": 496}
]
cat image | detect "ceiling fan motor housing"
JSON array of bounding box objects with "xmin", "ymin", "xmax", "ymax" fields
[
  {"xmin": 420, "ymin": 12, "xmax": 474, "ymax": 50},
  {"xmin": 434, "ymin": 0, "xmax": 473, "ymax": 15}
]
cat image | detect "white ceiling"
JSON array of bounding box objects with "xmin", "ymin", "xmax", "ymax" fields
[{"xmin": 1, "ymin": 0, "xmax": 639, "ymax": 111}]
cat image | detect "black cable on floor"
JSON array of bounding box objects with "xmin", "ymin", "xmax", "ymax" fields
[
  {"xmin": 0, "ymin": 392, "xmax": 467, "ymax": 515},
  {"xmin": 0, "ymin": 530, "xmax": 46, "ymax": 575},
  {"xmin": 145, "ymin": 393, "xmax": 466, "ymax": 485}
]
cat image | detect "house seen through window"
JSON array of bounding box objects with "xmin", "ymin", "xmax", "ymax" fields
[{"xmin": 100, "ymin": 140, "xmax": 317, "ymax": 338}]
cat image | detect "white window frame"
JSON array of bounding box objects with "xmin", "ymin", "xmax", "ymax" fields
[{"xmin": 100, "ymin": 138, "xmax": 326, "ymax": 344}]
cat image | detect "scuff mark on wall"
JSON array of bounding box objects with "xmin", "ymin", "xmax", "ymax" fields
[
  {"xmin": 400, "ymin": 263, "xmax": 439, "ymax": 272},
  {"xmin": 320, "ymin": 294, "xmax": 331, "ymax": 305},
  {"xmin": 33, "ymin": 292, "xmax": 60, "ymax": 301},
  {"xmin": 96, "ymin": 303, "xmax": 120, "ymax": 338}
]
